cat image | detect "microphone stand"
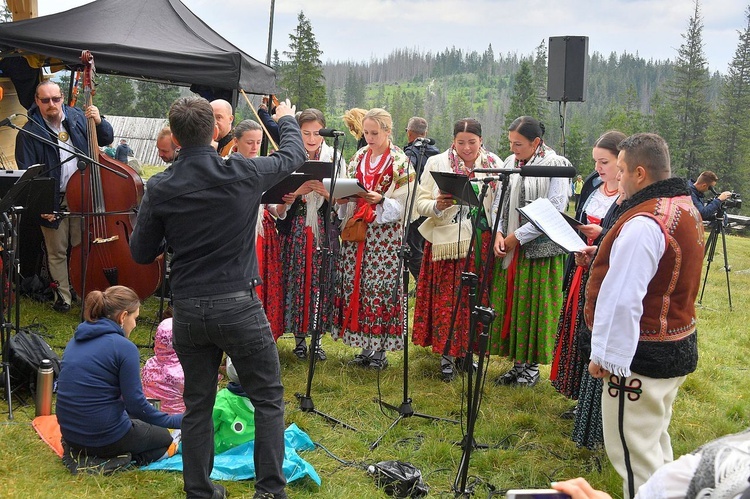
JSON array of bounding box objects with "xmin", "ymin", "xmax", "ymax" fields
[
  {"xmin": 370, "ymin": 140, "xmax": 458, "ymax": 451},
  {"xmin": 0, "ymin": 165, "xmax": 55, "ymax": 419},
  {"xmin": 451, "ymin": 174, "xmax": 509, "ymax": 497},
  {"xmin": 7, "ymin": 119, "xmax": 128, "ymax": 322},
  {"xmin": 295, "ymin": 133, "xmax": 357, "ymax": 431},
  {"xmin": 450, "ymin": 165, "xmax": 576, "ymax": 496}
]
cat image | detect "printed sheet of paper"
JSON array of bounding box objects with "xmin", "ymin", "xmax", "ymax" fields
[
  {"xmin": 324, "ymin": 178, "xmax": 367, "ymax": 198},
  {"xmin": 517, "ymin": 198, "xmax": 587, "ymax": 253}
]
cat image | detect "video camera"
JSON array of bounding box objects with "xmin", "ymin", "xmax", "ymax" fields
[{"xmin": 710, "ymin": 186, "xmax": 742, "ymax": 210}]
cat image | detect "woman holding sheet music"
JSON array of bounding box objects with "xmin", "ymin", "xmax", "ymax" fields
[
  {"xmin": 275, "ymin": 108, "xmax": 345, "ymax": 360},
  {"xmin": 232, "ymin": 120, "xmax": 284, "ymax": 340},
  {"xmin": 331, "ymin": 108, "xmax": 413, "ymax": 370},
  {"xmin": 490, "ymin": 116, "xmax": 573, "ymax": 387},
  {"xmin": 411, "ymin": 118, "xmax": 502, "ymax": 382},
  {"xmin": 550, "ymin": 130, "xmax": 626, "ymax": 449}
]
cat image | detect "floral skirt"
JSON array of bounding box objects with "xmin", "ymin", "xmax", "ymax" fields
[
  {"xmin": 550, "ymin": 265, "xmax": 589, "ymax": 398},
  {"xmin": 257, "ymin": 211, "xmax": 284, "ymax": 341},
  {"xmin": 279, "ymin": 213, "xmax": 332, "ymax": 337},
  {"xmin": 572, "ymin": 371, "xmax": 604, "ymax": 450},
  {"xmin": 331, "ymin": 222, "xmax": 403, "ymax": 352},
  {"xmin": 489, "ymin": 249, "xmax": 565, "ymax": 364},
  {"xmin": 412, "ymin": 232, "xmax": 492, "ymax": 358}
]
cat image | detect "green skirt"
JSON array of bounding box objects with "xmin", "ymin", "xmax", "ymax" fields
[{"xmin": 489, "ymin": 248, "xmax": 566, "ymax": 364}]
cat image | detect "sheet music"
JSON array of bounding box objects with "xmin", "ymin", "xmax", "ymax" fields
[
  {"xmin": 517, "ymin": 198, "xmax": 587, "ymax": 253},
  {"xmin": 323, "ymin": 178, "xmax": 367, "ymax": 198}
]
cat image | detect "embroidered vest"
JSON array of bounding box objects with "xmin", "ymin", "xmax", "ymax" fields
[{"xmin": 584, "ymin": 194, "xmax": 704, "ymax": 378}]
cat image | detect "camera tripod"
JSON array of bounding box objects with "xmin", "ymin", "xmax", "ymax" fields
[{"xmin": 698, "ymin": 212, "xmax": 732, "ymax": 310}]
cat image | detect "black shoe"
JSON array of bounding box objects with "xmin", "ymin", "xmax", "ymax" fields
[
  {"xmin": 349, "ymin": 353, "xmax": 371, "ymax": 367},
  {"xmin": 211, "ymin": 483, "xmax": 228, "ymax": 498},
  {"xmin": 456, "ymin": 356, "xmax": 478, "ymax": 374},
  {"xmin": 516, "ymin": 368, "xmax": 540, "ymax": 387},
  {"xmin": 367, "ymin": 357, "xmax": 388, "ymax": 370},
  {"xmin": 494, "ymin": 367, "xmax": 520, "ymax": 386},
  {"xmin": 441, "ymin": 363, "xmax": 456, "ymax": 382},
  {"xmin": 560, "ymin": 406, "xmax": 578, "ymax": 419},
  {"xmin": 314, "ymin": 345, "xmax": 327, "ymax": 361},
  {"xmin": 253, "ymin": 492, "xmax": 275, "ymax": 499},
  {"xmin": 53, "ymin": 300, "xmax": 71, "ymax": 313},
  {"xmin": 292, "ymin": 341, "xmax": 307, "ymax": 360}
]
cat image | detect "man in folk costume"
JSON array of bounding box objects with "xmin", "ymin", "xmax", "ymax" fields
[
  {"xmin": 210, "ymin": 99, "xmax": 235, "ymax": 157},
  {"xmin": 581, "ymin": 133, "xmax": 704, "ymax": 499}
]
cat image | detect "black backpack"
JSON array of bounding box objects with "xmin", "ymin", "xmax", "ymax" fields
[{"xmin": 8, "ymin": 330, "xmax": 61, "ymax": 394}]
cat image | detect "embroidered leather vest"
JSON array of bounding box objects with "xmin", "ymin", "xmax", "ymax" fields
[{"xmin": 584, "ymin": 194, "xmax": 704, "ymax": 377}]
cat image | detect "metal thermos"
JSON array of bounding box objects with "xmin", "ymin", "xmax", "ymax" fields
[{"xmin": 35, "ymin": 359, "xmax": 54, "ymax": 417}]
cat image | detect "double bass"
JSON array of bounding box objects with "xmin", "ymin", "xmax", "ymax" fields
[{"xmin": 67, "ymin": 50, "xmax": 162, "ymax": 300}]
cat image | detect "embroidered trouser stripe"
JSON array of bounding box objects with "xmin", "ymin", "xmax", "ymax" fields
[{"xmin": 601, "ymin": 372, "xmax": 685, "ymax": 499}]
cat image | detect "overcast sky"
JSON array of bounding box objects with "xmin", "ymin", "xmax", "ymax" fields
[{"xmin": 35, "ymin": 0, "xmax": 747, "ymax": 73}]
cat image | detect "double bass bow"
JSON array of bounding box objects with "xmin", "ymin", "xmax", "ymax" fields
[{"xmin": 67, "ymin": 50, "xmax": 162, "ymax": 301}]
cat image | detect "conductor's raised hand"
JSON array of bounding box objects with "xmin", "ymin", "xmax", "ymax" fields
[{"xmin": 273, "ymin": 99, "xmax": 296, "ymax": 120}]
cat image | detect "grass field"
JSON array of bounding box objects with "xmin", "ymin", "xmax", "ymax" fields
[{"xmin": 0, "ymin": 216, "xmax": 748, "ymax": 498}]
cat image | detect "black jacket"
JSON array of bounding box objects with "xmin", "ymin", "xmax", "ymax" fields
[
  {"xmin": 403, "ymin": 141, "xmax": 440, "ymax": 180},
  {"xmin": 130, "ymin": 116, "xmax": 306, "ymax": 299}
]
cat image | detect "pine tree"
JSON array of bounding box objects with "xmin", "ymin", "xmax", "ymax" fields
[
  {"xmin": 135, "ymin": 81, "xmax": 179, "ymax": 119},
  {"xmin": 506, "ymin": 60, "xmax": 540, "ymax": 127},
  {"xmin": 564, "ymin": 120, "xmax": 590, "ymax": 175},
  {"xmin": 278, "ymin": 11, "xmax": 326, "ymax": 111},
  {"xmin": 93, "ymin": 74, "xmax": 136, "ymax": 117},
  {"xmin": 667, "ymin": 0, "xmax": 711, "ymax": 178},
  {"xmin": 531, "ymin": 39, "xmax": 548, "ymax": 104},
  {"xmin": 344, "ymin": 68, "xmax": 365, "ymax": 109},
  {"xmin": 706, "ymin": 6, "xmax": 750, "ymax": 192},
  {"xmin": 604, "ymin": 85, "xmax": 647, "ymax": 135}
]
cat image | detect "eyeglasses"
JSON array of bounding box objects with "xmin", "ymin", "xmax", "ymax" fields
[{"xmin": 37, "ymin": 96, "xmax": 63, "ymax": 104}]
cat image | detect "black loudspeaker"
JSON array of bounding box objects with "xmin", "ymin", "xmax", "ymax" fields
[{"xmin": 547, "ymin": 36, "xmax": 589, "ymax": 102}]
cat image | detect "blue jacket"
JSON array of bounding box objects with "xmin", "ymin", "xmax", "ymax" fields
[
  {"xmin": 130, "ymin": 115, "xmax": 306, "ymax": 299},
  {"xmin": 689, "ymin": 181, "xmax": 721, "ymax": 220},
  {"xmin": 15, "ymin": 104, "xmax": 114, "ymax": 228},
  {"xmin": 56, "ymin": 318, "xmax": 182, "ymax": 447}
]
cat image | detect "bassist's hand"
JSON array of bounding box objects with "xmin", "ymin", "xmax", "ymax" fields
[{"xmin": 84, "ymin": 105, "xmax": 102, "ymax": 125}]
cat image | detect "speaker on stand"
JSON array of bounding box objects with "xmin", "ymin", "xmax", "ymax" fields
[{"xmin": 547, "ymin": 36, "xmax": 589, "ymax": 157}]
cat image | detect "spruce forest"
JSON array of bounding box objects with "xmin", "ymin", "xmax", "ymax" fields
[{"xmin": 271, "ymin": 4, "xmax": 750, "ymax": 214}]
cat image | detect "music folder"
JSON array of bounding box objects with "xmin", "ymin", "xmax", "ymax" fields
[
  {"xmin": 0, "ymin": 165, "xmax": 55, "ymax": 216},
  {"xmin": 430, "ymin": 171, "xmax": 480, "ymax": 207},
  {"xmin": 261, "ymin": 173, "xmax": 314, "ymax": 204},
  {"xmin": 297, "ymin": 160, "xmax": 333, "ymax": 181},
  {"xmin": 323, "ymin": 178, "xmax": 367, "ymax": 199},
  {"xmin": 517, "ymin": 198, "xmax": 587, "ymax": 253}
]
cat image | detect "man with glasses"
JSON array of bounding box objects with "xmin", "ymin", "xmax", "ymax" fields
[{"xmin": 15, "ymin": 80, "xmax": 114, "ymax": 312}]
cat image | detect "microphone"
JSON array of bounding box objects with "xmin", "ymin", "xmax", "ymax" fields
[
  {"xmin": 473, "ymin": 165, "xmax": 578, "ymax": 178},
  {"xmin": 0, "ymin": 113, "xmax": 18, "ymax": 127},
  {"xmin": 413, "ymin": 137, "xmax": 436, "ymax": 146},
  {"xmin": 318, "ymin": 128, "xmax": 344, "ymax": 137},
  {"xmin": 520, "ymin": 165, "xmax": 577, "ymax": 178},
  {"xmin": 469, "ymin": 176, "xmax": 501, "ymax": 182}
]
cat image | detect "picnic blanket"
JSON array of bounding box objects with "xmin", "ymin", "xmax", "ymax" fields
[{"xmin": 32, "ymin": 415, "xmax": 320, "ymax": 485}]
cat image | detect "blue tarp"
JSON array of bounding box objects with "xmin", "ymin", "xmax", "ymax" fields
[{"xmin": 141, "ymin": 423, "xmax": 321, "ymax": 485}]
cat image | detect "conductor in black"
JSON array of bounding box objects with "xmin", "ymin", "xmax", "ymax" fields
[{"xmin": 130, "ymin": 96, "xmax": 305, "ymax": 499}]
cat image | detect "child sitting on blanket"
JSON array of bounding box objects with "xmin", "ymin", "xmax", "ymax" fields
[{"xmin": 142, "ymin": 318, "xmax": 185, "ymax": 415}]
